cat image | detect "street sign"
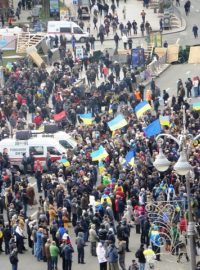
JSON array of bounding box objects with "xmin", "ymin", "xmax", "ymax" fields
[{"xmin": 72, "ymin": 0, "xmax": 78, "ymax": 5}]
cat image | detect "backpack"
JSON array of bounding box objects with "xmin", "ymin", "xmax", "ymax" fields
[{"xmin": 135, "ymin": 250, "xmax": 140, "ymax": 258}]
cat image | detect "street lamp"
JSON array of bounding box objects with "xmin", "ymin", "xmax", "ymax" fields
[
  {"xmin": 153, "ymin": 144, "xmax": 171, "ymax": 172},
  {"xmin": 153, "ymin": 106, "xmax": 200, "ymax": 270},
  {"xmin": 174, "ymin": 150, "xmax": 192, "ymax": 175}
]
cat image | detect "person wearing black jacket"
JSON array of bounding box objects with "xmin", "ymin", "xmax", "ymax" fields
[
  {"xmin": 135, "ymin": 244, "xmax": 146, "ymax": 270},
  {"xmin": 4, "ymin": 223, "xmax": 12, "ymax": 254},
  {"xmin": 98, "ymin": 224, "xmax": 107, "ymax": 242}
]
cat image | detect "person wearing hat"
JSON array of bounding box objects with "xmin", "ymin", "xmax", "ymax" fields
[{"xmin": 61, "ymin": 241, "xmax": 74, "ymax": 270}]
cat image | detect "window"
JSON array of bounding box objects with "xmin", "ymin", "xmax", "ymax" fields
[
  {"xmin": 47, "ymin": 147, "xmax": 61, "ymax": 155},
  {"xmin": 60, "ymin": 27, "xmax": 71, "ymax": 33},
  {"xmin": 29, "ymin": 146, "xmax": 44, "ymax": 156},
  {"xmin": 59, "ymin": 140, "xmax": 73, "ymax": 149},
  {"xmin": 73, "ymin": 27, "xmax": 83, "ymax": 34}
]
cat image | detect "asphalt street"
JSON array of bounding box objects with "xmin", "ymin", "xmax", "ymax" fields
[
  {"xmin": 153, "ymin": 63, "xmax": 200, "ymax": 98},
  {"xmin": 93, "ymin": 0, "xmax": 200, "ymax": 50}
]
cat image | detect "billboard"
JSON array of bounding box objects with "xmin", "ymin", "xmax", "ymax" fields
[
  {"xmin": 49, "ymin": 0, "xmax": 60, "ymax": 17},
  {"xmin": 131, "ymin": 48, "xmax": 145, "ymax": 67},
  {"xmin": 166, "ymin": 44, "xmax": 179, "ymax": 63},
  {"xmin": 149, "ymin": 31, "xmax": 162, "ymax": 47},
  {"xmin": 0, "ymin": 35, "xmax": 16, "ymax": 51},
  {"xmin": 188, "ymin": 46, "xmax": 200, "ymax": 64}
]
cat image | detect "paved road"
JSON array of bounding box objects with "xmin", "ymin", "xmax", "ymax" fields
[{"xmin": 153, "ymin": 63, "xmax": 200, "ymax": 98}]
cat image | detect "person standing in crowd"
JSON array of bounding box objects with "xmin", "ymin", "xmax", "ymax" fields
[
  {"xmin": 89, "ymin": 224, "xmax": 99, "ymax": 256},
  {"xmin": 9, "ymin": 246, "xmax": 19, "ymax": 270},
  {"xmin": 96, "ymin": 242, "xmax": 107, "ymax": 270},
  {"xmin": 34, "ymin": 160, "xmax": 43, "ymax": 193},
  {"xmin": 45, "ymin": 239, "xmax": 52, "ymax": 270},
  {"xmin": 106, "ymin": 243, "xmax": 120, "ymax": 270},
  {"xmin": 50, "ymin": 241, "xmax": 60, "ymax": 270},
  {"xmin": 118, "ymin": 238, "xmax": 126, "ymax": 270},
  {"xmin": 61, "ymin": 241, "xmax": 74, "ymax": 270},
  {"xmin": 135, "ymin": 244, "xmax": 146, "ymax": 270},
  {"xmin": 114, "ymin": 33, "xmax": 120, "ymax": 50},
  {"xmin": 75, "ymin": 232, "xmax": 85, "ymax": 264},
  {"xmin": 122, "ymin": 35, "xmax": 128, "ymax": 50}
]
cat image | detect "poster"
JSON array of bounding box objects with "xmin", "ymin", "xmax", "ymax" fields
[
  {"xmin": 0, "ymin": 36, "xmax": 16, "ymax": 51},
  {"xmin": 60, "ymin": 6, "xmax": 71, "ymax": 20},
  {"xmin": 149, "ymin": 31, "xmax": 162, "ymax": 47},
  {"xmin": 76, "ymin": 47, "xmax": 83, "ymax": 59},
  {"xmin": 131, "ymin": 48, "xmax": 145, "ymax": 67},
  {"xmin": 188, "ymin": 46, "xmax": 200, "ymax": 64},
  {"xmin": 166, "ymin": 44, "xmax": 179, "ymax": 63},
  {"xmin": 49, "ymin": 0, "xmax": 59, "ymax": 17}
]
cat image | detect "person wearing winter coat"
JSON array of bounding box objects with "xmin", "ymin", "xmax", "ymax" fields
[
  {"xmin": 89, "ymin": 224, "xmax": 99, "ymax": 256},
  {"xmin": 118, "ymin": 239, "xmax": 126, "ymax": 270},
  {"xmin": 75, "ymin": 232, "xmax": 85, "ymax": 264},
  {"xmin": 135, "ymin": 244, "xmax": 146, "ymax": 270},
  {"xmin": 96, "ymin": 242, "xmax": 107, "ymax": 270},
  {"xmin": 61, "ymin": 242, "xmax": 74, "ymax": 270},
  {"xmin": 106, "ymin": 243, "xmax": 119, "ymax": 270}
]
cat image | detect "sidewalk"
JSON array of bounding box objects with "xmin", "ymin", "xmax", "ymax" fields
[{"xmin": 11, "ymin": 0, "xmax": 186, "ymax": 39}]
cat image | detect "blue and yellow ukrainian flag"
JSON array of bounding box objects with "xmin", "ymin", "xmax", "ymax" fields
[
  {"xmin": 125, "ymin": 149, "xmax": 136, "ymax": 167},
  {"xmin": 98, "ymin": 161, "xmax": 106, "ymax": 174},
  {"xmin": 79, "ymin": 113, "xmax": 93, "ymax": 125},
  {"xmin": 91, "ymin": 145, "xmax": 108, "ymax": 161},
  {"xmin": 59, "ymin": 159, "xmax": 70, "ymax": 167},
  {"xmin": 108, "ymin": 104, "xmax": 113, "ymax": 114},
  {"xmin": 107, "ymin": 114, "xmax": 127, "ymax": 131},
  {"xmin": 135, "ymin": 101, "xmax": 152, "ymax": 118},
  {"xmin": 192, "ymin": 102, "xmax": 200, "ymax": 111},
  {"xmin": 150, "ymin": 230, "xmax": 161, "ymax": 247},
  {"xmin": 159, "ymin": 115, "xmax": 170, "ymax": 126},
  {"xmin": 91, "ymin": 146, "xmax": 108, "ymax": 161}
]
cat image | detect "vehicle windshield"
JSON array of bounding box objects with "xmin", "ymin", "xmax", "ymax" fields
[{"xmin": 59, "ymin": 140, "xmax": 73, "ymax": 149}]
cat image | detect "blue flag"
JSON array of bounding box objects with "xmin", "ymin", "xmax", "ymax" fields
[
  {"xmin": 144, "ymin": 119, "xmax": 161, "ymax": 138},
  {"xmin": 125, "ymin": 149, "xmax": 136, "ymax": 167}
]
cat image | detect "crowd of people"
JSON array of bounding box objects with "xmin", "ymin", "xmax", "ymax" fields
[
  {"xmin": 0, "ymin": 37, "xmax": 199, "ymax": 270},
  {"xmin": 0, "ymin": 1, "xmax": 200, "ymax": 270}
]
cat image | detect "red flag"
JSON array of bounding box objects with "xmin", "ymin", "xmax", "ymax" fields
[{"xmin": 54, "ymin": 111, "xmax": 66, "ymax": 122}]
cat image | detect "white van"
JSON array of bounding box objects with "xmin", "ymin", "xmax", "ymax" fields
[
  {"xmin": 0, "ymin": 137, "xmax": 66, "ymax": 170},
  {"xmin": 30, "ymin": 131, "xmax": 77, "ymax": 150},
  {"xmin": 47, "ymin": 21, "xmax": 89, "ymax": 42}
]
